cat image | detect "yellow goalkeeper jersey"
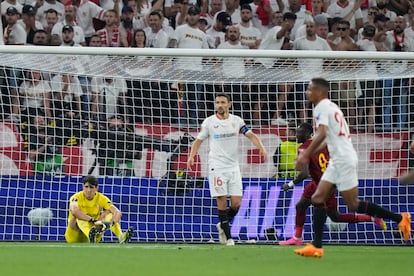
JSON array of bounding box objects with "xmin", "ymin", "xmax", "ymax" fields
[{"xmin": 68, "ymin": 191, "xmax": 113, "ymax": 221}]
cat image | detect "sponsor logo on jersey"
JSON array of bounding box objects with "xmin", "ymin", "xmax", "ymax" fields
[{"xmin": 213, "ymin": 132, "xmax": 237, "ymax": 139}]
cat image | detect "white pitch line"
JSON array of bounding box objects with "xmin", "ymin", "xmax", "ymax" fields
[{"xmin": 0, "ymin": 243, "xmax": 219, "ymax": 250}]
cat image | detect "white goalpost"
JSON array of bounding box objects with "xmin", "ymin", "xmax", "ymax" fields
[{"xmin": 0, "ymin": 46, "xmax": 413, "ymax": 244}]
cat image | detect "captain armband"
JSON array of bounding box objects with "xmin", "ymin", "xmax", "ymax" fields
[{"xmin": 240, "ymin": 125, "xmax": 249, "ymax": 135}]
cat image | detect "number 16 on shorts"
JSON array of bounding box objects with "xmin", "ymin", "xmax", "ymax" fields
[
  {"xmin": 209, "ymin": 174, "xmax": 226, "ymax": 197},
  {"xmin": 214, "ymin": 176, "xmax": 224, "ymax": 192}
]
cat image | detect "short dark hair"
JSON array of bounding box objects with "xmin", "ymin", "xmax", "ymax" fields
[
  {"xmin": 337, "ymin": 19, "xmax": 350, "ymax": 27},
  {"xmin": 34, "ymin": 29, "xmax": 48, "ymax": 35},
  {"xmin": 283, "ymin": 12, "xmax": 297, "ymax": 21},
  {"xmin": 311, "ymin": 78, "xmax": 329, "ymax": 94},
  {"xmin": 328, "ymin": 16, "xmax": 343, "ymax": 31},
  {"xmin": 240, "ymin": 4, "xmax": 252, "ymax": 12},
  {"xmin": 83, "ymin": 175, "xmax": 98, "ymax": 187},
  {"xmin": 298, "ymin": 122, "xmax": 313, "ymax": 136},
  {"xmin": 374, "ymin": 13, "xmax": 389, "ymax": 23},
  {"xmin": 45, "ymin": 8, "xmax": 58, "ymax": 15},
  {"xmin": 297, "ymin": 122, "xmax": 313, "ymax": 142},
  {"xmin": 215, "ymin": 93, "xmax": 231, "ymax": 102},
  {"xmin": 149, "ymin": 10, "xmax": 162, "ymax": 19},
  {"xmin": 89, "ymin": 33, "xmax": 100, "ymax": 40}
]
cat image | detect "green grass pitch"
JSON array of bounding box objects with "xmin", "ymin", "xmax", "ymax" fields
[{"xmin": 0, "ymin": 243, "xmax": 412, "ymax": 276}]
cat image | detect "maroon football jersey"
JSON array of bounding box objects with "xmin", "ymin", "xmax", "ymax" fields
[{"xmin": 298, "ymin": 139, "xmax": 329, "ymax": 184}]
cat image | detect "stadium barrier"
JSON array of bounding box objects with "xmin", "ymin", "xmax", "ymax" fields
[{"xmin": 1, "ymin": 177, "xmax": 412, "ymax": 244}]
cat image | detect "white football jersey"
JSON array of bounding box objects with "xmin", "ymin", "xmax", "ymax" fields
[
  {"xmin": 314, "ymin": 98, "xmax": 357, "ymax": 162},
  {"xmin": 197, "ymin": 113, "xmax": 250, "ymax": 170}
]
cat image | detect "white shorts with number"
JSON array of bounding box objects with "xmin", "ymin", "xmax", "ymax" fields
[
  {"xmin": 321, "ymin": 159, "xmax": 358, "ymax": 192},
  {"xmin": 208, "ymin": 168, "xmax": 243, "ymax": 197}
]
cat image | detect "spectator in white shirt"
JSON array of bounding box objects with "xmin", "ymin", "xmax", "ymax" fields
[
  {"xmin": 4, "ymin": 6, "xmax": 26, "ymax": 45},
  {"xmin": 44, "ymin": 8, "xmax": 59, "ymax": 35},
  {"xmin": 293, "ymin": 20, "xmax": 331, "ymax": 123},
  {"xmin": 206, "ymin": 11, "xmax": 232, "ymax": 48},
  {"xmin": 144, "ymin": 10, "xmax": 169, "ymax": 47},
  {"xmin": 283, "ymin": 0, "xmax": 312, "ymax": 40},
  {"xmin": 206, "ymin": 0, "xmax": 223, "ymax": 28},
  {"xmin": 51, "ymin": 5, "xmax": 86, "ymax": 46},
  {"xmin": 237, "ymin": 4, "xmax": 262, "ymax": 49},
  {"xmin": 1, "ymin": 0, "xmax": 23, "ymax": 16},
  {"xmin": 18, "ymin": 5, "xmax": 43, "ymax": 44},
  {"xmin": 327, "ymin": 0, "xmax": 364, "ymax": 38},
  {"xmin": 356, "ymin": 24, "xmax": 378, "ymax": 133},
  {"xmin": 168, "ymin": 5, "xmax": 209, "ymax": 125},
  {"xmin": 218, "ymin": 25, "xmax": 247, "ymax": 78},
  {"xmin": 33, "ymin": 0, "xmax": 64, "ymax": 28},
  {"xmin": 71, "ymin": 0, "xmax": 120, "ymax": 45},
  {"xmin": 4, "ymin": 6, "xmax": 26, "ymax": 120},
  {"xmin": 225, "ymin": 0, "xmax": 241, "ymax": 24}
]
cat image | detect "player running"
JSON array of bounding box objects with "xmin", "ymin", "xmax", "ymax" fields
[
  {"xmin": 65, "ymin": 175, "xmax": 134, "ymax": 243},
  {"xmin": 294, "ymin": 78, "xmax": 411, "ymax": 258},
  {"xmin": 279, "ymin": 122, "xmax": 386, "ymax": 246}
]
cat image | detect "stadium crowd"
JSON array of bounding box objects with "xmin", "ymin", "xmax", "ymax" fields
[
  {"xmin": 0, "ymin": 0, "xmax": 413, "ymax": 128},
  {"xmin": 0, "ymin": 0, "xmax": 414, "ymax": 175}
]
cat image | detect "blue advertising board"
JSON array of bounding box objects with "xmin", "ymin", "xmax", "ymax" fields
[{"xmin": 0, "ymin": 177, "xmax": 412, "ymax": 244}]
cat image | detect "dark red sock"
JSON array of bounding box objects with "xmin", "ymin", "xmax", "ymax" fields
[{"xmin": 295, "ymin": 210, "xmax": 306, "ymax": 238}]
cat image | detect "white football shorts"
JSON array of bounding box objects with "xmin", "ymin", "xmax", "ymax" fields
[
  {"xmin": 321, "ymin": 159, "xmax": 358, "ymax": 192},
  {"xmin": 208, "ymin": 167, "xmax": 243, "ymax": 197}
]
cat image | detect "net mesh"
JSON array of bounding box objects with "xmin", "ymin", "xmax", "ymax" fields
[
  {"xmin": 1, "ymin": 51, "xmax": 413, "ymax": 82},
  {"xmin": 0, "ymin": 48, "xmax": 413, "ymax": 244}
]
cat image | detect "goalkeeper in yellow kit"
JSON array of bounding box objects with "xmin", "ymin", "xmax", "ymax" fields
[{"xmin": 64, "ymin": 175, "xmax": 134, "ymax": 243}]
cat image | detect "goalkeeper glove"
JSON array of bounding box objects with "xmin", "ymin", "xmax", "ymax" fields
[
  {"xmin": 94, "ymin": 220, "xmax": 113, "ymax": 231},
  {"xmin": 88, "ymin": 217, "xmax": 97, "ymax": 223}
]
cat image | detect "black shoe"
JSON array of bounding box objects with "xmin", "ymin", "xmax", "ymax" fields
[
  {"xmin": 89, "ymin": 227, "xmax": 98, "ymax": 243},
  {"xmin": 119, "ymin": 227, "xmax": 134, "ymax": 244}
]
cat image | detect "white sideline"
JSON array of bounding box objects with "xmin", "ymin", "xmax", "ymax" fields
[{"xmin": 0, "ymin": 243, "xmax": 215, "ymax": 250}]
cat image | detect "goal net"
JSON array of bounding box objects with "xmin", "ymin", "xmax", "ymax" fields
[{"xmin": 0, "ymin": 46, "xmax": 413, "ymax": 244}]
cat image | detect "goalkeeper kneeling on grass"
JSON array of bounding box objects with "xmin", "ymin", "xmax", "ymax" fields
[{"xmin": 64, "ymin": 175, "xmax": 134, "ymax": 243}]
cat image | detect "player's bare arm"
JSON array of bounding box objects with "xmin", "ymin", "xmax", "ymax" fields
[
  {"xmin": 295, "ymin": 125, "xmax": 327, "ymax": 170},
  {"xmin": 245, "ymin": 131, "xmax": 267, "ymax": 161},
  {"xmin": 108, "ymin": 205, "xmax": 122, "ymax": 223},
  {"xmin": 314, "ymin": 142, "xmax": 327, "ymax": 155},
  {"xmin": 283, "ymin": 168, "xmax": 309, "ymax": 192},
  {"xmin": 187, "ymin": 138, "xmax": 203, "ymax": 170},
  {"xmin": 69, "ymin": 200, "xmax": 94, "ymax": 222}
]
